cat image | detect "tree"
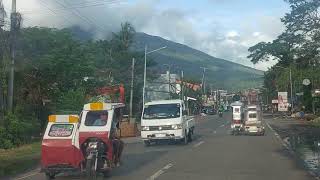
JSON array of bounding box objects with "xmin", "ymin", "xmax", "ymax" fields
[
  {"xmin": 248, "ymin": 0, "xmax": 320, "ymax": 108},
  {"xmin": 111, "ymin": 22, "xmax": 136, "ymax": 51}
]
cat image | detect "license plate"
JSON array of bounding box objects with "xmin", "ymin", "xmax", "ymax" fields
[{"xmin": 155, "ymin": 134, "xmax": 166, "ymax": 138}]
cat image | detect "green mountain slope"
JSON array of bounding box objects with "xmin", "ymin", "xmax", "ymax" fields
[{"xmin": 132, "ymin": 32, "xmax": 264, "ymax": 90}]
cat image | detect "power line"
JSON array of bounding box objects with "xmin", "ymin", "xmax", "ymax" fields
[
  {"xmin": 38, "ymin": 0, "xmax": 75, "ymax": 27},
  {"xmin": 20, "ymin": 0, "xmax": 124, "ymax": 15},
  {"xmin": 65, "ymin": 0, "xmax": 124, "ymax": 7},
  {"xmin": 53, "ymin": 0, "xmax": 106, "ymax": 34}
]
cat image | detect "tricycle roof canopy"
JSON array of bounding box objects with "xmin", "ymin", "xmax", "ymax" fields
[
  {"xmin": 83, "ymin": 102, "xmax": 125, "ymax": 111},
  {"xmin": 48, "ymin": 115, "xmax": 79, "ymax": 123},
  {"xmin": 230, "ymin": 101, "xmax": 244, "ymax": 107}
]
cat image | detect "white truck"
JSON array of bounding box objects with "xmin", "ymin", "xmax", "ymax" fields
[{"xmin": 141, "ymin": 100, "xmax": 195, "ymax": 146}]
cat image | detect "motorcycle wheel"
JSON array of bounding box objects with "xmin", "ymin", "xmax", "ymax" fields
[
  {"xmin": 45, "ymin": 173, "xmax": 55, "ymax": 180},
  {"xmin": 86, "ymin": 157, "xmax": 97, "ymax": 180}
]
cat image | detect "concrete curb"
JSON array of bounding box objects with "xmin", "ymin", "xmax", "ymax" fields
[{"xmin": 266, "ymin": 120, "xmax": 320, "ymax": 179}]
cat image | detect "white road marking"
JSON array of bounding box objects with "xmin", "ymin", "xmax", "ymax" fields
[
  {"xmin": 193, "ymin": 141, "xmax": 204, "ymax": 148},
  {"xmin": 213, "ymin": 130, "xmax": 217, "ymax": 134},
  {"xmin": 148, "ymin": 163, "xmax": 173, "ymax": 180},
  {"xmin": 14, "ymin": 171, "xmax": 40, "ymax": 180},
  {"xmin": 220, "ymin": 124, "xmax": 225, "ymax": 127}
]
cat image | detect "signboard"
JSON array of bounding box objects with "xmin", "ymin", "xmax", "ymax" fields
[
  {"xmin": 278, "ymin": 92, "xmax": 288, "ymax": 111},
  {"xmin": 303, "ymin": 79, "xmax": 311, "ymax": 86},
  {"xmin": 272, "ymin": 99, "xmax": 278, "ymax": 104}
]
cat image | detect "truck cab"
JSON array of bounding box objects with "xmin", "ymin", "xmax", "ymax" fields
[{"xmin": 141, "ymin": 100, "xmax": 195, "ymax": 145}]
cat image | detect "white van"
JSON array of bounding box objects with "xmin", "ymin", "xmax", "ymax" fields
[
  {"xmin": 244, "ymin": 110, "xmax": 265, "ymax": 135},
  {"xmin": 141, "ymin": 100, "xmax": 195, "ymax": 146}
]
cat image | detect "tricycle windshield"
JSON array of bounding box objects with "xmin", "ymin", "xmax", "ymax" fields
[
  {"xmin": 49, "ymin": 124, "xmax": 74, "ymax": 137},
  {"xmin": 249, "ymin": 113, "xmax": 257, "ymax": 118},
  {"xmin": 143, "ymin": 104, "xmax": 181, "ymax": 120},
  {"xmin": 85, "ymin": 110, "xmax": 109, "ymax": 126}
]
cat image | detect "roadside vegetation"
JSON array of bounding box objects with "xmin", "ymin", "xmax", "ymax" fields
[
  {"xmin": 0, "ymin": 22, "xmax": 151, "ymax": 149},
  {"xmin": 248, "ymin": 0, "xmax": 320, "ymax": 113},
  {"xmin": 0, "ymin": 141, "xmax": 40, "ymax": 176}
]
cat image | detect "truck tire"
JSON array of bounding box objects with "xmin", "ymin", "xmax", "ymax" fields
[
  {"xmin": 144, "ymin": 140, "xmax": 151, "ymax": 147},
  {"xmin": 182, "ymin": 130, "xmax": 188, "ymax": 145},
  {"xmin": 188, "ymin": 129, "xmax": 193, "ymax": 142}
]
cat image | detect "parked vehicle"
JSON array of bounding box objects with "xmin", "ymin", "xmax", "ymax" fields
[
  {"xmin": 41, "ymin": 102, "xmax": 125, "ymax": 179},
  {"xmin": 201, "ymin": 106, "xmax": 216, "ymax": 115},
  {"xmin": 141, "ymin": 100, "xmax": 195, "ymax": 145}
]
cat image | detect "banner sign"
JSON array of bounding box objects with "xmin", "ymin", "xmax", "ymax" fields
[{"xmin": 278, "ymin": 92, "xmax": 288, "ymax": 111}]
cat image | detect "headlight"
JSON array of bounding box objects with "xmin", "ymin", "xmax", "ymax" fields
[
  {"xmin": 88, "ymin": 142, "xmax": 98, "ymax": 149},
  {"xmin": 142, "ymin": 126, "xmax": 150, "ymax": 131},
  {"xmin": 171, "ymin": 124, "xmax": 183, "ymax": 130}
]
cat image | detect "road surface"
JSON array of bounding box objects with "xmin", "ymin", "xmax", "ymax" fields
[{"xmin": 14, "ymin": 113, "xmax": 315, "ymax": 180}]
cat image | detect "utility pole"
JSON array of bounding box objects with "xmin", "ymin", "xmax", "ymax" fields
[
  {"xmin": 181, "ymin": 70, "xmax": 184, "ymax": 101},
  {"xmin": 8, "ymin": 0, "xmax": 17, "ymax": 111},
  {"xmin": 200, "ymin": 67, "xmax": 207, "ymax": 94},
  {"xmin": 142, "ymin": 45, "xmax": 167, "ymax": 106},
  {"xmin": 143, "ymin": 45, "xmax": 147, "ymax": 106},
  {"xmin": 163, "ymin": 64, "xmax": 172, "ymax": 99},
  {"xmin": 129, "ymin": 58, "xmax": 135, "ymax": 123},
  {"xmin": 0, "ymin": 0, "xmax": 5, "ymax": 120},
  {"xmin": 289, "ymin": 68, "xmax": 294, "ymax": 113}
]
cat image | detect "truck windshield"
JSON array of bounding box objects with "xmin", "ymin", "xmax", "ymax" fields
[{"xmin": 143, "ymin": 104, "xmax": 181, "ymax": 119}]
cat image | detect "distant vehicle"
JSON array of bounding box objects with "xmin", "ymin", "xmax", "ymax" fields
[
  {"xmin": 230, "ymin": 101, "xmax": 244, "ymax": 135},
  {"xmin": 141, "ymin": 100, "xmax": 195, "ymax": 146},
  {"xmin": 202, "ymin": 106, "xmax": 216, "ymax": 115},
  {"xmin": 247, "ymin": 105, "xmax": 257, "ymax": 111},
  {"xmin": 244, "ymin": 110, "xmax": 265, "ymax": 135}
]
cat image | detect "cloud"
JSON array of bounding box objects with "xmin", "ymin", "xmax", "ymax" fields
[{"xmin": 2, "ymin": 0, "xmax": 286, "ymax": 71}]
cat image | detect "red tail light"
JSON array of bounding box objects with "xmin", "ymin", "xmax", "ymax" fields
[{"xmin": 233, "ymin": 120, "xmax": 241, "ymax": 124}]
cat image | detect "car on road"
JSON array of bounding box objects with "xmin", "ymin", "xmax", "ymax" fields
[
  {"xmin": 141, "ymin": 100, "xmax": 195, "ymax": 146},
  {"xmin": 202, "ymin": 106, "xmax": 216, "ymax": 115}
]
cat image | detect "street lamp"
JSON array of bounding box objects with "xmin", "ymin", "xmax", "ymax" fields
[
  {"xmin": 275, "ymin": 66, "xmax": 293, "ymax": 113},
  {"xmin": 143, "ymin": 45, "xmax": 167, "ymax": 106}
]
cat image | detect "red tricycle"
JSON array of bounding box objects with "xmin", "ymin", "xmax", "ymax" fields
[{"xmin": 41, "ymin": 102, "xmax": 125, "ymax": 179}]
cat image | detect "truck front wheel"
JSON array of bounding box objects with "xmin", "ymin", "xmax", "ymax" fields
[
  {"xmin": 144, "ymin": 140, "xmax": 151, "ymax": 147},
  {"xmin": 188, "ymin": 129, "xmax": 193, "ymax": 142},
  {"xmin": 182, "ymin": 130, "xmax": 188, "ymax": 145}
]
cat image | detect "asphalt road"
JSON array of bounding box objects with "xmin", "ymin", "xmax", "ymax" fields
[{"xmin": 14, "ymin": 113, "xmax": 315, "ymax": 180}]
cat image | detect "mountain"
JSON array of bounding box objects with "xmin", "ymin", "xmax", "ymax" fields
[{"xmin": 131, "ymin": 32, "xmax": 264, "ymax": 91}]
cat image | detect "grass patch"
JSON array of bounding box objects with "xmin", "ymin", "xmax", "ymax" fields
[{"xmin": 0, "ymin": 141, "xmax": 41, "ymax": 177}]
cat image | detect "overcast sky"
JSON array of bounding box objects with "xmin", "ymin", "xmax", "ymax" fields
[{"xmin": 2, "ymin": 0, "xmax": 290, "ymax": 71}]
